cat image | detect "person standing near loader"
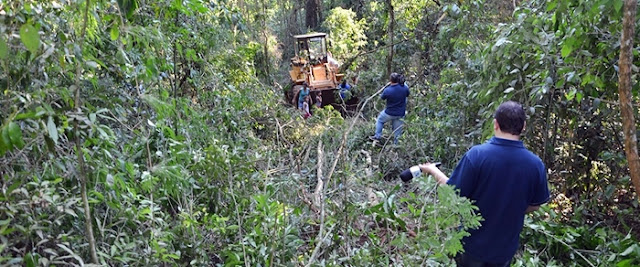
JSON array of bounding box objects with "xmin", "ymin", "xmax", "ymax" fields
[
  {"xmin": 339, "ymin": 79, "xmax": 352, "ymax": 100},
  {"xmin": 419, "ymin": 101, "xmax": 550, "ymax": 266},
  {"xmin": 369, "ymin": 72, "xmax": 409, "ymax": 144},
  {"xmin": 298, "ymin": 82, "xmax": 310, "ymax": 110}
]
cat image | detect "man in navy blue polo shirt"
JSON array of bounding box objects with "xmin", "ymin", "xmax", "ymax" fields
[
  {"xmin": 369, "ymin": 73, "xmax": 410, "ymax": 144},
  {"xmin": 419, "ymin": 101, "xmax": 550, "ymax": 266}
]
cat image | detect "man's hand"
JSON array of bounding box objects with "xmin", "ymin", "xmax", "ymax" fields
[
  {"xmin": 419, "ymin": 162, "xmax": 449, "ymax": 185},
  {"xmin": 419, "ymin": 162, "xmax": 439, "ymax": 174}
]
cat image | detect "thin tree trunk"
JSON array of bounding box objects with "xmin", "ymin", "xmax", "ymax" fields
[
  {"xmin": 173, "ymin": 13, "xmax": 179, "ymax": 99},
  {"xmin": 386, "ymin": 0, "xmax": 394, "ymax": 77},
  {"xmin": 618, "ymin": 0, "xmax": 640, "ymax": 200},
  {"xmin": 543, "ymin": 59, "xmax": 557, "ymax": 167},
  {"xmin": 316, "ymin": 0, "xmax": 323, "ymax": 27},
  {"xmin": 305, "ymin": 0, "xmax": 319, "ymax": 30},
  {"xmin": 73, "ymin": 0, "xmax": 99, "ymax": 263},
  {"xmin": 262, "ymin": 0, "xmax": 270, "ymax": 78},
  {"xmin": 295, "ymin": 0, "xmax": 301, "ymax": 32},
  {"xmin": 172, "ymin": 13, "xmax": 180, "ymax": 132}
]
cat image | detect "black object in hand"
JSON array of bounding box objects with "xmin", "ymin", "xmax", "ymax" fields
[{"xmin": 399, "ymin": 162, "xmax": 441, "ymax": 182}]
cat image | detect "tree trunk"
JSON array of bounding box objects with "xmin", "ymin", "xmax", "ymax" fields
[
  {"xmin": 316, "ymin": 0, "xmax": 323, "ymax": 28},
  {"xmin": 305, "ymin": 0, "xmax": 321, "ymax": 30},
  {"xmin": 262, "ymin": 0, "xmax": 270, "ymax": 78},
  {"xmin": 386, "ymin": 0, "xmax": 394, "ymax": 77},
  {"xmin": 543, "ymin": 58, "xmax": 557, "ymax": 167},
  {"xmin": 618, "ymin": 0, "xmax": 640, "ymax": 200},
  {"xmin": 283, "ymin": 0, "xmax": 299, "ymax": 60},
  {"xmin": 74, "ymin": 0, "xmax": 99, "ymax": 263}
]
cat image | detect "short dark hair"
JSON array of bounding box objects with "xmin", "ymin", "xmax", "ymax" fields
[
  {"xmin": 494, "ymin": 101, "xmax": 526, "ymax": 135},
  {"xmin": 390, "ymin": 73, "xmax": 402, "ymax": 83}
]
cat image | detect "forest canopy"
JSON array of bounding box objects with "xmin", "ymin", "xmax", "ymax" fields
[{"xmin": 0, "ymin": 0, "xmax": 639, "ymax": 266}]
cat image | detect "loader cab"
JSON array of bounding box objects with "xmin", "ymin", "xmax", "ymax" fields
[
  {"xmin": 289, "ymin": 33, "xmax": 342, "ymax": 90},
  {"xmin": 294, "ymin": 33, "xmax": 328, "ymax": 64}
]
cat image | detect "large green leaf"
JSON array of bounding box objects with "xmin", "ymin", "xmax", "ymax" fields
[
  {"xmin": 617, "ymin": 259, "xmax": 633, "ymax": 267},
  {"xmin": 110, "ymin": 27, "xmax": 120, "ymax": 41},
  {"xmin": 619, "ymin": 244, "xmax": 638, "ymax": 256},
  {"xmin": 613, "ymin": 0, "xmax": 623, "ymax": 13},
  {"xmin": 24, "ymin": 253, "xmax": 38, "ymax": 267},
  {"xmin": 0, "ymin": 125, "xmax": 13, "ymax": 154},
  {"xmin": 546, "ymin": 0, "xmax": 557, "ymax": 11},
  {"xmin": 8, "ymin": 122, "xmax": 25, "ymax": 149},
  {"xmin": 19, "ymin": 23, "xmax": 40, "ymax": 54},
  {"xmin": 0, "ymin": 36, "xmax": 8, "ymax": 59},
  {"xmin": 47, "ymin": 116, "xmax": 58, "ymax": 144},
  {"xmin": 561, "ymin": 43, "xmax": 573, "ymax": 57}
]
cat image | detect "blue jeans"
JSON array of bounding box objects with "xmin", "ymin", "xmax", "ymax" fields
[{"xmin": 374, "ymin": 110, "xmax": 404, "ymax": 143}]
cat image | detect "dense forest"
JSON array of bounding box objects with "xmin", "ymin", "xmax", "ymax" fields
[{"xmin": 1, "ymin": 0, "xmax": 639, "ymax": 266}]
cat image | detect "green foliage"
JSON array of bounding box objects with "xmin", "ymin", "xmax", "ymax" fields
[
  {"xmin": 1, "ymin": 0, "xmax": 638, "ymax": 266},
  {"xmin": 517, "ymin": 207, "xmax": 640, "ymax": 266},
  {"xmin": 1, "ymin": 0, "xmax": 281, "ymax": 265},
  {"xmin": 344, "ymin": 183, "xmax": 481, "ymax": 265},
  {"xmin": 323, "ymin": 7, "xmax": 368, "ymax": 61}
]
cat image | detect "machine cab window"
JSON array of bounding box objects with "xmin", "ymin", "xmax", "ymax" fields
[{"xmin": 294, "ymin": 33, "xmax": 327, "ymax": 64}]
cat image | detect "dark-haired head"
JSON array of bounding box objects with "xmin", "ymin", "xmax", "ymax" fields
[
  {"xmin": 494, "ymin": 101, "xmax": 526, "ymax": 135},
  {"xmin": 390, "ymin": 73, "xmax": 402, "ymax": 84}
]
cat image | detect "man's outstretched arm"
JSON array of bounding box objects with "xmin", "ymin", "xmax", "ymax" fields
[{"xmin": 419, "ymin": 163, "xmax": 449, "ymax": 185}]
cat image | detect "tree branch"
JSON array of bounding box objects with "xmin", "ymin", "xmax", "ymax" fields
[
  {"xmin": 313, "ymin": 140, "xmax": 324, "ymax": 208},
  {"xmin": 305, "ymin": 84, "xmax": 387, "ymax": 266},
  {"xmin": 324, "ymin": 84, "xmax": 388, "ymax": 187},
  {"xmin": 435, "ymin": 12, "xmax": 447, "ymax": 25},
  {"xmin": 338, "ymin": 39, "xmax": 408, "ymax": 74},
  {"xmin": 72, "ymin": 0, "xmax": 99, "ymax": 263}
]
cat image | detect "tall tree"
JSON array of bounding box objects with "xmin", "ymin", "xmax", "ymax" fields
[
  {"xmin": 385, "ymin": 0, "xmax": 395, "ymax": 77},
  {"xmin": 305, "ymin": 0, "xmax": 322, "ymax": 30},
  {"xmin": 618, "ymin": 0, "xmax": 640, "ymax": 200},
  {"xmin": 262, "ymin": 0, "xmax": 270, "ymax": 78},
  {"xmin": 74, "ymin": 0, "xmax": 99, "ymax": 263}
]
